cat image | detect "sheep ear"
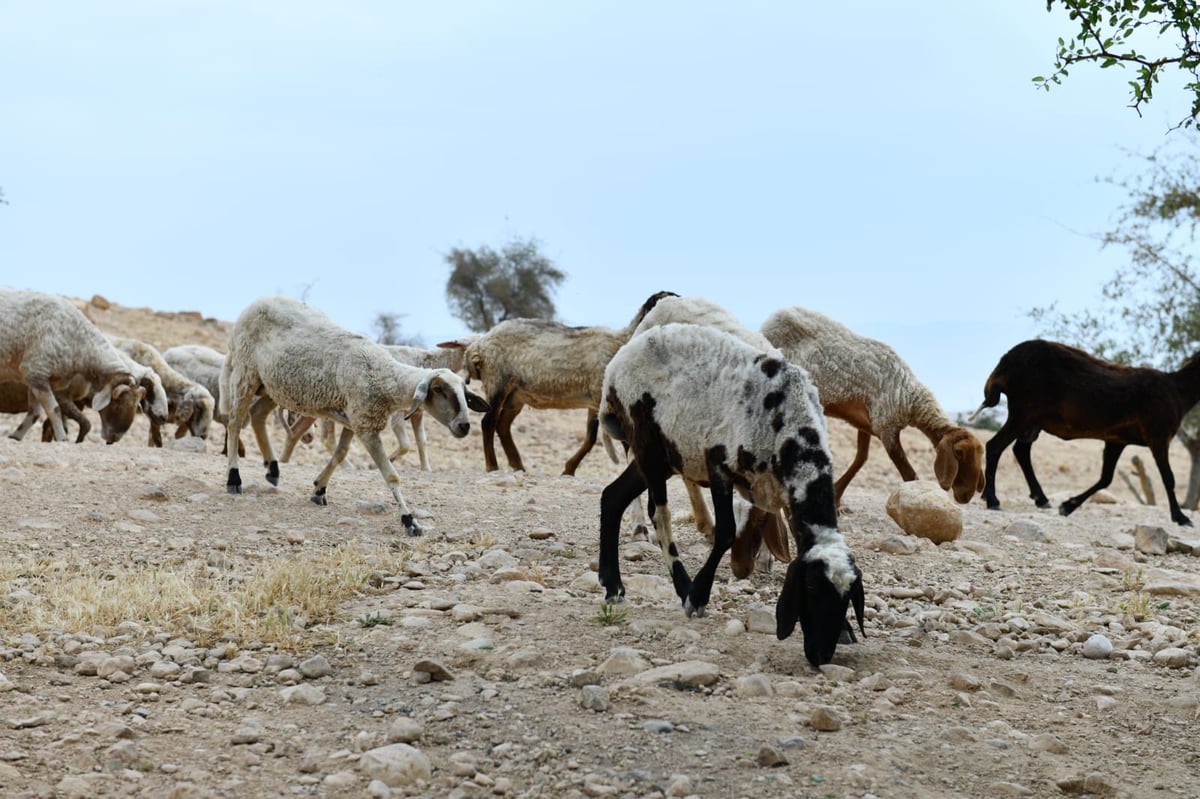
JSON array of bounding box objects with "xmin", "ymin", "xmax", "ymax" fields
[
  {"xmin": 764, "ymin": 511, "xmax": 792, "ymax": 564},
  {"xmin": 465, "ymin": 386, "xmax": 490, "ymax": 413},
  {"xmin": 976, "ymin": 461, "xmax": 986, "ymax": 493},
  {"xmin": 933, "ymin": 437, "xmax": 959, "ymax": 491},
  {"xmin": 435, "ymin": 338, "xmax": 470, "ymax": 350},
  {"xmin": 850, "ymin": 571, "xmax": 866, "ymax": 636},
  {"xmin": 405, "ymin": 376, "xmax": 432, "ymax": 420},
  {"xmin": 775, "ymin": 559, "xmax": 805, "ymax": 641},
  {"xmin": 92, "ymin": 382, "xmax": 115, "ymax": 412}
]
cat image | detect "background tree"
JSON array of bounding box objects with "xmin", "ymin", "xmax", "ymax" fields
[
  {"xmin": 1038, "ymin": 0, "xmax": 1200, "ymax": 127},
  {"xmin": 444, "ymin": 237, "xmax": 565, "ymax": 332},
  {"xmin": 371, "ymin": 311, "xmax": 422, "ymax": 346},
  {"xmin": 1031, "ymin": 133, "xmax": 1200, "ymax": 506}
]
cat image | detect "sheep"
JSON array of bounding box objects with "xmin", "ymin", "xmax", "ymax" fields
[
  {"xmin": 972, "ymin": 339, "xmax": 1200, "ymax": 527},
  {"xmin": 598, "ymin": 323, "xmax": 865, "ymax": 668},
  {"xmin": 276, "ymin": 341, "xmax": 475, "ymax": 470},
  {"xmin": 761, "ymin": 305, "xmax": 984, "ymax": 505},
  {"xmin": 221, "ymin": 296, "xmax": 490, "ymax": 536},
  {"xmin": 161, "ymin": 344, "xmax": 246, "ymax": 456},
  {"xmin": 437, "ymin": 291, "xmax": 678, "ymax": 476},
  {"xmin": 628, "ymin": 294, "xmax": 793, "ymax": 573},
  {"xmin": 0, "ymin": 375, "xmax": 144, "ymax": 444},
  {"xmin": 110, "ymin": 336, "xmax": 215, "ymax": 447},
  {"xmin": 0, "ymin": 289, "xmax": 169, "ymax": 442}
]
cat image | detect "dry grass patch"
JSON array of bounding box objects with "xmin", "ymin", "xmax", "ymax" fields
[{"xmin": 0, "ymin": 543, "xmax": 408, "ymax": 649}]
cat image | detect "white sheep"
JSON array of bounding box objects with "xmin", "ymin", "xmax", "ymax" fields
[
  {"xmin": 599, "ymin": 322, "xmax": 865, "ymax": 668},
  {"xmin": 0, "ymin": 289, "xmax": 169, "ymax": 442},
  {"xmin": 0, "ymin": 375, "xmax": 145, "ymax": 444},
  {"xmin": 277, "ymin": 341, "xmax": 476, "ymax": 470},
  {"xmin": 629, "ymin": 294, "xmax": 793, "ymax": 572},
  {"xmin": 437, "ymin": 291, "xmax": 677, "ymax": 476},
  {"xmin": 221, "ymin": 296, "xmax": 489, "ymax": 535},
  {"xmin": 110, "ymin": 336, "xmax": 215, "ymax": 447},
  {"xmin": 162, "ymin": 343, "xmax": 251, "ymax": 456},
  {"xmin": 761, "ymin": 305, "xmax": 984, "ymax": 505}
]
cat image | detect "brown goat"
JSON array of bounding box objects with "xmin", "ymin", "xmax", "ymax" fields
[{"xmin": 973, "ymin": 339, "xmax": 1200, "ymax": 526}]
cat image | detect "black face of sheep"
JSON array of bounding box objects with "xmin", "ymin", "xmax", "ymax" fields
[{"xmin": 776, "ymin": 554, "xmax": 866, "ymax": 668}]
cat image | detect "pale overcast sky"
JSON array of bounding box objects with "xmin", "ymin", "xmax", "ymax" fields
[{"xmin": 0, "ymin": 2, "xmax": 1190, "ymax": 414}]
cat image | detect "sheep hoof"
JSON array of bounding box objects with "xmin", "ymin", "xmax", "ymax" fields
[
  {"xmin": 1035, "ymin": 498, "xmax": 1051, "ymax": 509},
  {"xmin": 226, "ymin": 468, "xmax": 242, "ymax": 494},
  {"xmin": 1058, "ymin": 502, "xmax": 1077, "ymax": 517},
  {"xmin": 683, "ymin": 598, "xmax": 706, "ymax": 618},
  {"xmin": 265, "ymin": 461, "xmax": 280, "ymax": 486},
  {"xmin": 401, "ymin": 515, "xmax": 422, "ymax": 536},
  {"xmin": 311, "ymin": 487, "xmax": 327, "ymax": 506},
  {"xmin": 1175, "ymin": 514, "xmax": 1193, "ymax": 527},
  {"xmin": 630, "ymin": 525, "xmax": 650, "ymax": 542},
  {"xmin": 603, "ymin": 591, "xmax": 625, "ymax": 605}
]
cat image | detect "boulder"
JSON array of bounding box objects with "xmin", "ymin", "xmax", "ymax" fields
[{"xmin": 885, "ymin": 481, "xmax": 962, "ymax": 544}]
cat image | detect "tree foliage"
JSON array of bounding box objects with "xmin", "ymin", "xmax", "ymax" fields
[
  {"xmin": 444, "ymin": 237, "xmax": 565, "ymax": 332},
  {"xmin": 371, "ymin": 311, "xmax": 422, "ymax": 347},
  {"xmin": 1030, "ymin": 133, "xmax": 1200, "ymax": 505},
  {"xmin": 1038, "ymin": 0, "xmax": 1200, "ymax": 127}
]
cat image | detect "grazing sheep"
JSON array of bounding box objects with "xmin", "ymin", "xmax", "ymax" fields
[
  {"xmin": 761, "ymin": 305, "xmax": 984, "ymax": 505},
  {"xmin": 0, "ymin": 375, "xmax": 144, "ymax": 444},
  {"xmin": 162, "ymin": 344, "xmax": 246, "ymax": 456},
  {"xmin": 972, "ymin": 339, "xmax": 1200, "ymax": 527},
  {"xmin": 221, "ymin": 296, "xmax": 490, "ymax": 535},
  {"xmin": 0, "ymin": 289, "xmax": 169, "ymax": 442},
  {"xmin": 438, "ymin": 291, "xmax": 677, "ymax": 475},
  {"xmin": 277, "ymin": 342, "xmax": 475, "ymax": 470},
  {"xmin": 629, "ymin": 294, "xmax": 793, "ymax": 572},
  {"xmin": 110, "ymin": 336, "xmax": 215, "ymax": 447},
  {"xmin": 599, "ymin": 323, "xmax": 865, "ymax": 668}
]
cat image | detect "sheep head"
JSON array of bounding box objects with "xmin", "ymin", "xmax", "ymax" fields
[
  {"xmin": 405, "ymin": 370, "xmax": 490, "ymax": 438},
  {"xmin": 97, "ymin": 379, "xmax": 145, "ymax": 445},
  {"xmin": 933, "ymin": 427, "xmax": 985, "ymax": 503},
  {"xmin": 776, "ymin": 539, "xmax": 865, "ymax": 668}
]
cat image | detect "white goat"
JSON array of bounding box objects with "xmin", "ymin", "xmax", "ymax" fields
[
  {"xmin": 599, "ymin": 323, "xmax": 865, "ymax": 668},
  {"xmin": 0, "ymin": 289, "xmax": 168, "ymax": 442},
  {"xmin": 221, "ymin": 296, "xmax": 489, "ymax": 536},
  {"xmin": 761, "ymin": 305, "xmax": 984, "ymax": 505},
  {"xmin": 110, "ymin": 336, "xmax": 215, "ymax": 447}
]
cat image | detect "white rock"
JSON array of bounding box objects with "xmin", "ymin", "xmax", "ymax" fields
[
  {"xmin": 1081, "ymin": 634, "xmax": 1113, "ymax": 660},
  {"xmin": 597, "ymin": 647, "xmax": 650, "ymax": 676},
  {"xmin": 1153, "ymin": 647, "xmax": 1192, "ymax": 668},
  {"xmin": 359, "ymin": 743, "xmax": 432, "ymax": 787}
]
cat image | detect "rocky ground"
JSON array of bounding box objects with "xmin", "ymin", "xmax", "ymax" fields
[{"xmin": 0, "ymin": 299, "xmax": 1198, "ymax": 799}]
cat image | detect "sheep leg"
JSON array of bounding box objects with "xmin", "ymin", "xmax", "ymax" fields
[
  {"xmin": 684, "ymin": 478, "xmax": 714, "ymax": 541},
  {"xmin": 683, "ymin": 466, "xmax": 738, "ymax": 618},
  {"xmin": 356, "ymin": 429, "xmax": 424, "ymax": 536},
  {"xmin": 311, "ymin": 424, "xmax": 355, "ymax": 504},
  {"xmin": 27, "ymin": 379, "xmax": 67, "ymax": 442},
  {"xmin": 411, "ymin": 413, "xmax": 430, "ymax": 471},
  {"xmin": 599, "ymin": 461, "xmax": 645, "ymax": 603},
  {"xmin": 10, "ymin": 403, "xmax": 42, "ymax": 441},
  {"xmin": 1060, "ymin": 441, "xmax": 1126, "ymax": 518},
  {"xmin": 248, "ymin": 396, "xmax": 281, "ymax": 486},
  {"xmin": 640, "ymin": 460, "xmax": 692, "ymax": 607},
  {"xmin": 494, "ymin": 399, "xmax": 526, "ymax": 472},
  {"xmin": 1012, "ymin": 436, "xmax": 1050, "ymax": 508},
  {"xmin": 982, "ymin": 424, "xmax": 1020, "ymax": 509},
  {"xmin": 833, "ymin": 429, "xmax": 872, "ymax": 503},
  {"xmin": 224, "ymin": 373, "xmax": 260, "ymax": 494},
  {"xmin": 386, "ymin": 410, "xmax": 412, "ymax": 463},
  {"xmin": 562, "ymin": 410, "xmax": 599, "ymax": 476},
  {"xmin": 148, "ymin": 420, "xmax": 164, "ymax": 448},
  {"xmin": 480, "ymin": 384, "xmax": 517, "ymax": 471},
  {"xmin": 279, "ymin": 414, "xmax": 317, "ymax": 462},
  {"xmin": 61, "ymin": 400, "xmax": 91, "ymax": 443},
  {"xmin": 1147, "ymin": 440, "xmax": 1192, "ymax": 526},
  {"xmin": 880, "ymin": 430, "xmax": 918, "ymax": 481}
]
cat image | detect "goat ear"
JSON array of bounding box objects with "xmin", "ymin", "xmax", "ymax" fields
[
  {"xmin": 465, "ymin": 386, "xmax": 490, "ymax": 413},
  {"xmin": 405, "ymin": 376, "xmax": 433, "ymax": 420},
  {"xmin": 775, "ymin": 559, "xmax": 805, "ymax": 641},
  {"xmin": 933, "ymin": 437, "xmax": 959, "ymax": 491}
]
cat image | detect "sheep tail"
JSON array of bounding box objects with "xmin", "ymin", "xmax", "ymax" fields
[{"xmin": 966, "ymin": 375, "xmax": 1004, "ymax": 423}]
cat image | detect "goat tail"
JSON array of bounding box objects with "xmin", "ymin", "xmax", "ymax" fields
[{"xmin": 966, "ymin": 376, "xmax": 1004, "ymax": 423}]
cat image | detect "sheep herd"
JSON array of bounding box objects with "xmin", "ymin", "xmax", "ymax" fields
[{"xmin": 2, "ymin": 287, "xmax": 1196, "ymax": 669}]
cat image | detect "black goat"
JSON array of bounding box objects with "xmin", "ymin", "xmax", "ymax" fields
[{"xmin": 973, "ymin": 339, "xmax": 1200, "ymax": 527}]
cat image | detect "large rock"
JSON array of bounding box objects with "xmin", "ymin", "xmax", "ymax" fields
[
  {"xmin": 359, "ymin": 743, "xmax": 432, "ymax": 787},
  {"xmin": 885, "ymin": 481, "xmax": 962, "ymax": 544}
]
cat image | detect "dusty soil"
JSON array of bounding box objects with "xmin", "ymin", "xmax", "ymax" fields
[{"xmin": 0, "ymin": 298, "xmax": 1197, "ymax": 799}]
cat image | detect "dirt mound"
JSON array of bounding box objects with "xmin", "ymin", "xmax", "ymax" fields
[{"xmin": 74, "ymin": 293, "xmax": 233, "ymax": 352}]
